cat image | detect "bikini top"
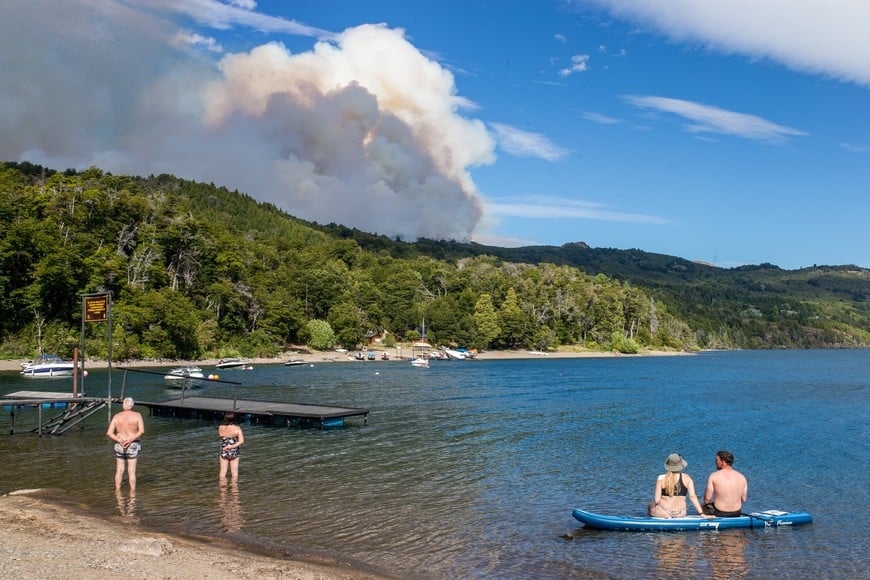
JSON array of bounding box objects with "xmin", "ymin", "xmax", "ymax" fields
[{"xmin": 661, "ymin": 473, "xmax": 688, "ymax": 497}]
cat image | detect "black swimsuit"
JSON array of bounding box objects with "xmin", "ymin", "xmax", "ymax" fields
[{"xmin": 661, "ymin": 473, "xmax": 688, "ymax": 497}]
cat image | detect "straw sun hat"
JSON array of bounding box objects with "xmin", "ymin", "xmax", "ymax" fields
[{"xmin": 664, "ymin": 454, "xmax": 688, "ymax": 472}]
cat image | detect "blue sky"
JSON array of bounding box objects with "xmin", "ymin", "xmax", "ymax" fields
[{"xmin": 2, "ymin": 1, "xmax": 868, "ymax": 269}]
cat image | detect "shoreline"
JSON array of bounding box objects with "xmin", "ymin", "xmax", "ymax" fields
[
  {"xmin": 0, "ymin": 347, "xmax": 693, "ymax": 373},
  {"xmin": 0, "ymin": 490, "xmax": 388, "ymax": 579}
]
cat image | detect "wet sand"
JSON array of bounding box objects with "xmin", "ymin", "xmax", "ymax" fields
[{"xmin": 0, "ymin": 490, "xmax": 388, "ymax": 580}]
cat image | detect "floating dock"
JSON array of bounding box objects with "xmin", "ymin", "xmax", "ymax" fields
[
  {"xmin": 113, "ymin": 367, "xmax": 369, "ymax": 428},
  {"xmin": 138, "ymin": 396, "xmax": 369, "ymax": 428}
]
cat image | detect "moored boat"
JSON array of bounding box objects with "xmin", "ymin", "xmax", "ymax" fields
[
  {"xmin": 164, "ymin": 366, "xmax": 205, "ymax": 381},
  {"xmin": 411, "ymin": 357, "xmax": 429, "ymax": 368},
  {"xmin": 571, "ymin": 508, "xmax": 812, "ymax": 531},
  {"xmin": 216, "ymin": 358, "xmax": 253, "ymax": 370},
  {"xmin": 20, "ymin": 354, "xmax": 78, "ymax": 378}
]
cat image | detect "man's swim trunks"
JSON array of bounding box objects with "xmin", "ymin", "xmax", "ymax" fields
[
  {"xmin": 114, "ymin": 441, "xmax": 141, "ymax": 459},
  {"xmin": 712, "ymin": 505, "xmax": 742, "ymax": 517}
]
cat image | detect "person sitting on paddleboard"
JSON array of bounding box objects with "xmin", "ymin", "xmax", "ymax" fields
[
  {"xmin": 703, "ymin": 450, "xmax": 748, "ymax": 517},
  {"xmin": 648, "ymin": 453, "xmax": 706, "ymax": 518}
]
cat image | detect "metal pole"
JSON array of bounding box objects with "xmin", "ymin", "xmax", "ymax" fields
[
  {"xmin": 80, "ymin": 296, "xmax": 87, "ymax": 398},
  {"xmin": 107, "ymin": 292, "xmax": 113, "ymax": 403}
]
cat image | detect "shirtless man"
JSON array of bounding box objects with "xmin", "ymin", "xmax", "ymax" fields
[
  {"xmin": 703, "ymin": 450, "xmax": 748, "ymax": 517},
  {"xmin": 106, "ymin": 397, "xmax": 145, "ymax": 490}
]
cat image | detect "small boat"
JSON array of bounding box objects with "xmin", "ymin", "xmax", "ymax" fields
[
  {"xmin": 571, "ymin": 508, "xmax": 812, "ymax": 531},
  {"xmin": 20, "ymin": 354, "xmax": 78, "ymax": 378},
  {"xmin": 411, "ymin": 357, "xmax": 429, "ymax": 368},
  {"xmin": 164, "ymin": 366, "xmax": 205, "ymax": 381},
  {"xmin": 216, "ymin": 358, "xmax": 253, "ymax": 370},
  {"xmin": 440, "ymin": 346, "xmax": 477, "ymax": 360},
  {"xmin": 284, "ymin": 359, "xmax": 306, "ymax": 366}
]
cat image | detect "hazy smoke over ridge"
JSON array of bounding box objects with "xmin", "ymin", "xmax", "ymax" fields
[{"xmin": 0, "ymin": 3, "xmax": 494, "ymax": 241}]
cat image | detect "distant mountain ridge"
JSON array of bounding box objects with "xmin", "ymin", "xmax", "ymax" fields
[{"xmin": 317, "ymin": 223, "xmax": 870, "ymax": 349}]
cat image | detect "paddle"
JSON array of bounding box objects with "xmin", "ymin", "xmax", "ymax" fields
[{"xmin": 741, "ymin": 511, "xmax": 775, "ymax": 526}]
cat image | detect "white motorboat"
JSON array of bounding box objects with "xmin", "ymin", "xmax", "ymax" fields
[
  {"xmin": 20, "ymin": 354, "xmax": 77, "ymax": 378},
  {"xmin": 284, "ymin": 359, "xmax": 306, "ymax": 366},
  {"xmin": 216, "ymin": 358, "xmax": 253, "ymax": 370},
  {"xmin": 164, "ymin": 366, "xmax": 205, "ymax": 381},
  {"xmin": 440, "ymin": 346, "xmax": 467, "ymax": 360}
]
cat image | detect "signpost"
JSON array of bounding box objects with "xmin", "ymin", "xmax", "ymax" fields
[{"xmin": 81, "ymin": 292, "xmax": 113, "ymax": 417}]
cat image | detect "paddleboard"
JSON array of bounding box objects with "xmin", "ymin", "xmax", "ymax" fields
[{"xmin": 572, "ymin": 508, "xmax": 812, "ymax": 531}]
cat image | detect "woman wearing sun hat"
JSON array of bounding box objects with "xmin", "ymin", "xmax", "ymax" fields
[{"xmin": 647, "ymin": 453, "xmax": 705, "ymax": 518}]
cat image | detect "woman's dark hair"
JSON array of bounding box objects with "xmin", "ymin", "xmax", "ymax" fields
[{"xmin": 223, "ymin": 412, "xmax": 236, "ymax": 424}]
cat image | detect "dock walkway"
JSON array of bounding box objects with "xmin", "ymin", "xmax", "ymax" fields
[{"xmin": 140, "ymin": 395, "xmax": 369, "ymax": 428}]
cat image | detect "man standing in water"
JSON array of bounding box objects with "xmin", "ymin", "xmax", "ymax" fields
[
  {"xmin": 703, "ymin": 450, "xmax": 748, "ymax": 517},
  {"xmin": 106, "ymin": 397, "xmax": 145, "ymax": 490}
]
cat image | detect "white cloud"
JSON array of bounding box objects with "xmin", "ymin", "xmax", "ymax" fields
[
  {"xmin": 590, "ymin": 0, "xmax": 870, "ymax": 87},
  {"xmin": 559, "ymin": 54, "xmax": 590, "ymax": 77},
  {"xmin": 489, "ymin": 123, "xmax": 568, "ymax": 161},
  {"xmin": 582, "ymin": 111, "xmax": 622, "ymax": 125},
  {"xmin": 487, "ymin": 195, "xmax": 670, "ymax": 224},
  {"xmin": 225, "ymin": 0, "xmax": 257, "ymax": 9},
  {"xmin": 0, "ymin": 1, "xmax": 497, "ymax": 242},
  {"xmin": 173, "ymin": 31, "xmax": 223, "ymax": 53},
  {"xmin": 623, "ymin": 95, "xmax": 806, "ymax": 143},
  {"xmin": 128, "ymin": 0, "xmax": 333, "ymax": 38}
]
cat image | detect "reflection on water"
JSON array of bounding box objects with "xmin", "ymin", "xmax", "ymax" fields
[
  {"xmin": 219, "ymin": 480, "xmax": 244, "ymax": 533},
  {"xmin": 653, "ymin": 531, "xmax": 749, "ymax": 578},
  {"xmin": 115, "ymin": 488, "xmax": 138, "ymax": 523},
  {"xmin": 653, "ymin": 534, "xmax": 697, "ymax": 576},
  {"xmin": 702, "ymin": 531, "xmax": 749, "ymax": 578}
]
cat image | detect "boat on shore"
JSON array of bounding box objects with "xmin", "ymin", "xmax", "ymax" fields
[
  {"xmin": 20, "ymin": 354, "xmax": 78, "ymax": 378},
  {"xmin": 571, "ymin": 508, "xmax": 812, "ymax": 531},
  {"xmin": 440, "ymin": 346, "xmax": 478, "ymax": 360}
]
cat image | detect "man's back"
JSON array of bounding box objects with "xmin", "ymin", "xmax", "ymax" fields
[
  {"xmin": 705, "ymin": 451, "xmax": 748, "ymax": 513},
  {"xmin": 109, "ymin": 409, "xmax": 144, "ymax": 442}
]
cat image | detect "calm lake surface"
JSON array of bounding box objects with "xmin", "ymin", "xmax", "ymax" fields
[{"xmin": 2, "ymin": 350, "xmax": 868, "ymax": 578}]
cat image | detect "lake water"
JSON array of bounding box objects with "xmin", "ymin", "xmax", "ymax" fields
[{"xmin": 1, "ymin": 350, "xmax": 868, "ymax": 578}]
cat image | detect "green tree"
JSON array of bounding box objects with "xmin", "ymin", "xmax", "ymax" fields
[
  {"xmin": 328, "ymin": 302, "xmax": 366, "ymax": 349},
  {"xmin": 472, "ymin": 293, "xmax": 500, "ymax": 348},
  {"xmin": 305, "ymin": 319, "xmax": 335, "ymax": 350},
  {"xmin": 498, "ymin": 287, "xmax": 526, "ymax": 347}
]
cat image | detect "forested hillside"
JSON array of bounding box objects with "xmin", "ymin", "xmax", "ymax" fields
[{"xmin": 1, "ymin": 162, "xmax": 867, "ymax": 361}]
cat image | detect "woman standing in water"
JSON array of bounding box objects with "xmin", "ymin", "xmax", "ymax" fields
[
  {"xmin": 648, "ymin": 453, "xmax": 705, "ymax": 518},
  {"xmin": 218, "ymin": 412, "xmax": 244, "ymax": 480}
]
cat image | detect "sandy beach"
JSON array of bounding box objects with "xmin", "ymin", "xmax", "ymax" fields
[
  {"xmin": 1, "ymin": 347, "xmax": 691, "ymax": 373},
  {"xmin": 0, "ymin": 490, "xmax": 387, "ymax": 580}
]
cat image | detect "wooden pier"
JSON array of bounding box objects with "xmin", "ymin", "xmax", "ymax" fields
[
  {"xmin": 114, "ymin": 367, "xmax": 369, "ymax": 428},
  {"xmin": 139, "ymin": 396, "xmax": 369, "ymax": 428}
]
